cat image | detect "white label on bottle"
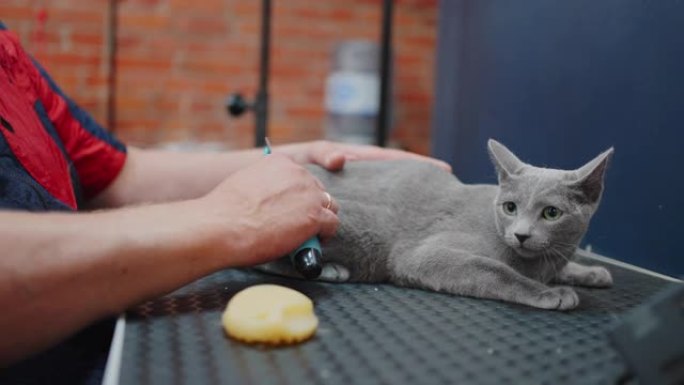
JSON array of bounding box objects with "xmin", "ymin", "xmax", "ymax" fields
[{"xmin": 325, "ymin": 72, "xmax": 379, "ymax": 116}]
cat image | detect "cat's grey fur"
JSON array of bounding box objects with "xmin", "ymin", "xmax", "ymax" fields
[{"xmin": 259, "ymin": 140, "xmax": 614, "ymax": 310}]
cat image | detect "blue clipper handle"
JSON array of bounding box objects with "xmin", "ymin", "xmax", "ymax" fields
[
  {"xmin": 289, "ymin": 237, "xmax": 323, "ymax": 279},
  {"xmin": 263, "ymin": 138, "xmax": 322, "ymax": 279}
]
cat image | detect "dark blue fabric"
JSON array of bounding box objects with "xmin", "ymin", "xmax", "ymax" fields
[
  {"xmin": 0, "ymin": 129, "xmax": 71, "ymax": 211},
  {"xmin": 0, "ymin": 318, "xmax": 115, "ymax": 385}
]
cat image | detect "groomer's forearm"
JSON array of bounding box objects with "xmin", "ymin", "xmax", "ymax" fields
[
  {"xmin": 89, "ymin": 147, "xmax": 264, "ymax": 208},
  {"xmin": 90, "ymin": 143, "xmax": 317, "ymax": 208},
  {"xmin": 0, "ymin": 202, "xmax": 231, "ymax": 366}
]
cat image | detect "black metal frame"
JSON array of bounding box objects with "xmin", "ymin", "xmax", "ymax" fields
[
  {"xmin": 227, "ymin": 0, "xmax": 393, "ymax": 148},
  {"xmin": 376, "ymin": 0, "xmax": 393, "ymax": 147},
  {"xmin": 253, "ymin": 0, "xmax": 271, "ymax": 148}
]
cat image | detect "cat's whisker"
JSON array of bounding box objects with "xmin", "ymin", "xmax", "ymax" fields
[
  {"xmin": 538, "ymin": 253, "xmax": 548, "ymax": 281},
  {"xmin": 549, "ymin": 243, "xmax": 575, "ymax": 258},
  {"xmin": 548, "ymin": 247, "xmax": 572, "ymax": 269},
  {"xmin": 548, "ymin": 247, "xmax": 570, "ymax": 277},
  {"xmin": 540, "ymin": 252, "xmax": 550, "ymax": 281},
  {"xmin": 543, "ymin": 251, "xmax": 561, "ymax": 282},
  {"xmin": 554, "ymin": 241, "xmax": 580, "ymax": 248}
]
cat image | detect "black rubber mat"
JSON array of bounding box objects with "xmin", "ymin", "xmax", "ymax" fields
[{"xmin": 119, "ymin": 257, "xmax": 676, "ymax": 385}]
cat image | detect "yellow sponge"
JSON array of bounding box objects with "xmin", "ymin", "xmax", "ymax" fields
[{"xmin": 222, "ymin": 284, "xmax": 319, "ymax": 345}]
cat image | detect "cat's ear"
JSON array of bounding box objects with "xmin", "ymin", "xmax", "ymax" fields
[
  {"xmin": 487, "ymin": 139, "xmax": 525, "ymax": 181},
  {"xmin": 569, "ymin": 147, "xmax": 614, "ymax": 204}
]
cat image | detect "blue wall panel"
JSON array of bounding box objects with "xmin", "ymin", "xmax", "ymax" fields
[{"xmin": 432, "ymin": 0, "xmax": 684, "ymax": 276}]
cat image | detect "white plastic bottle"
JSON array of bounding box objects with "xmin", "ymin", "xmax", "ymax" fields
[{"xmin": 325, "ymin": 41, "xmax": 380, "ymax": 144}]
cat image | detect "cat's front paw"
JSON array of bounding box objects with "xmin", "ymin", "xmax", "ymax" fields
[
  {"xmin": 319, "ymin": 263, "xmax": 351, "ymax": 282},
  {"xmin": 582, "ymin": 266, "xmax": 613, "ymax": 288},
  {"xmin": 555, "ymin": 264, "xmax": 614, "ymax": 288},
  {"xmin": 535, "ymin": 287, "xmax": 579, "ymax": 310}
]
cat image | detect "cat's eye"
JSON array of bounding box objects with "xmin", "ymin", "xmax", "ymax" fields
[
  {"xmin": 502, "ymin": 201, "xmax": 517, "ymax": 215},
  {"xmin": 542, "ymin": 206, "xmax": 562, "ymax": 221}
]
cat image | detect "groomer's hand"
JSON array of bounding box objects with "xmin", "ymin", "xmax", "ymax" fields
[
  {"xmin": 277, "ymin": 140, "xmax": 452, "ymax": 172},
  {"xmin": 198, "ymin": 154, "xmax": 339, "ymax": 267}
]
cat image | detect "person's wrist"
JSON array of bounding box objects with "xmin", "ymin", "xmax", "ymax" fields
[
  {"xmin": 180, "ymin": 196, "xmax": 260, "ymax": 270},
  {"xmin": 110, "ymin": 198, "xmax": 236, "ymax": 276}
]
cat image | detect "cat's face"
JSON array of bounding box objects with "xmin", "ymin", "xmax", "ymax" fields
[{"xmin": 488, "ymin": 140, "xmax": 613, "ymax": 259}]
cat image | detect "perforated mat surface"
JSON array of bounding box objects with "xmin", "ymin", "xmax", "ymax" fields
[{"xmin": 118, "ymin": 255, "xmax": 676, "ymax": 385}]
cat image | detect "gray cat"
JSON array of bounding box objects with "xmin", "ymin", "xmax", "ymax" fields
[{"xmin": 259, "ymin": 140, "xmax": 614, "ymax": 310}]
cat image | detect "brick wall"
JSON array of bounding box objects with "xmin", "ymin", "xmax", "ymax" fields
[{"xmin": 1, "ymin": 0, "xmax": 437, "ymax": 154}]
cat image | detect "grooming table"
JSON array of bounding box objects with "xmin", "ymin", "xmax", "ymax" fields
[{"xmin": 103, "ymin": 250, "xmax": 680, "ymax": 385}]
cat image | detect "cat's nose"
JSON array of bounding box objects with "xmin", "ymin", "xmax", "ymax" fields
[{"xmin": 515, "ymin": 233, "xmax": 530, "ymax": 244}]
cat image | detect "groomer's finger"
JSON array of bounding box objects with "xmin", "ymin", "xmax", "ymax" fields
[
  {"xmin": 306, "ymin": 142, "xmax": 347, "ymax": 171},
  {"xmin": 321, "ymin": 152, "xmax": 346, "ymax": 171},
  {"xmin": 317, "ymin": 208, "xmax": 339, "ymax": 241}
]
